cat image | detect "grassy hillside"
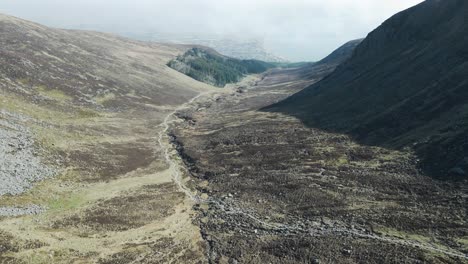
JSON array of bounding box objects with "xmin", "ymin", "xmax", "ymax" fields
[
  {"xmin": 268, "ymin": 0, "xmax": 468, "ymax": 180},
  {"xmin": 0, "ymin": 13, "xmax": 209, "ymax": 263},
  {"xmin": 168, "ymin": 48, "xmax": 275, "ymax": 87}
]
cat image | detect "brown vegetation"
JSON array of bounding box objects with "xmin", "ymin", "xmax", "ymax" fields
[{"xmin": 173, "ymin": 70, "xmax": 468, "ymax": 263}]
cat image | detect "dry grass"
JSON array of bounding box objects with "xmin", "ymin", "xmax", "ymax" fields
[{"xmin": 0, "ymin": 13, "xmax": 215, "ymax": 263}]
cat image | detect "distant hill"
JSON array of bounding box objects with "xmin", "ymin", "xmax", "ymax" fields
[
  {"xmin": 168, "ymin": 48, "xmax": 275, "ymax": 87},
  {"xmin": 180, "ymin": 38, "xmax": 288, "ymax": 63},
  {"xmin": 120, "ymin": 32, "xmax": 288, "ymax": 63},
  {"xmin": 293, "ymin": 39, "xmax": 363, "ymax": 80},
  {"xmin": 317, "ymin": 39, "xmax": 363, "ymax": 66},
  {"xmin": 267, "ymin": 0, "xmax": 468, "ymax": 179}
]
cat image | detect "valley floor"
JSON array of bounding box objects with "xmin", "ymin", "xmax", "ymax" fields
[
  {"xmin": 1, "ymin": 69, "xmax": 467, "ymax": 264},
  {"xmin": 172, "ymin": 71, "xmax": 468, "ymax": 263}
]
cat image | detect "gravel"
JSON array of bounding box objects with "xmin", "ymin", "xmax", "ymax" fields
[
  {"xmin": 0, "ymin": 205, "xmax": 46, "ymax": 217},
  {"xmin": 0, "ymin": 110, "xmax": 57, "ymax": 196}
]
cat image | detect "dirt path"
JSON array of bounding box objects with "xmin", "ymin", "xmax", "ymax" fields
[
  {"xmin": 157, "ymin": 91, "xmax": 212, "ymax": 202},
  {"xmin": 157, "ymin": 75, "xmax": 259, "ymax": 202}
]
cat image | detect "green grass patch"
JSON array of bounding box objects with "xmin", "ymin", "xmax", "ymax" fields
[
  {"xmin": 456, "ymin": 237, "xmax": 468, "ymax": 250},
  {"xmin": 21, "ymin": 252, "xmax": 51, "ymax": 264},
  {"xmin": 47, "ymin": 193, "xmax": 85, "ymax": 212},
  {"xmin": 20, "ymin": 249, "xmax": 79, "ymax": 264},
  {"xmin": 36, "ymin": 85, "xmax": 72, "ymax": 102},
  {"xmin": 336, "ymin": 156, "xmax": 348, "ymax": 165},
  {"xmin": 0, "ymin": 92, "xmax": 72, "ymax": 121},
  {"xmin": 77, "ymin": 108, "xmax": 101, "ymax": 119},
  {"xmin": 375, "ymin": 227, "xmax": 442, "ymax": 246},
  {"xmin": 95, "ymin": 92, "xmax": 116, "ymax": 105},
  {"xmin": 17, "ymin": 78, "xmax": 30, "ymax": 85},
  {"xmin": 34, "ymin": 122, "xmax": 99, "ymax": 151}
]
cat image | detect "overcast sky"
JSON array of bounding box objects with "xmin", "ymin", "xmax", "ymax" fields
[{"xmin": 1, "ymin": 0, "xmax": 424, "ymax": 61}]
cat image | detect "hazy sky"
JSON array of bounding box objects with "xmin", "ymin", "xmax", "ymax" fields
[{"xmin": 1, "ymin": 0, "xmax": 424, "ymax": 61}]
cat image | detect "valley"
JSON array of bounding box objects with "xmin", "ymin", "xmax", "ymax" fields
[
  {"xmin": 171, "ymin": 69, "xmax": 468, "ymax": 264},
  {"xmin": 1, "ymin": 0, "xmax": 468, "ymax": 263}
]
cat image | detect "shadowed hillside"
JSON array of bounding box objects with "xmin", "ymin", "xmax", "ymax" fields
[
  {"xmin": 316, "ymin": 39, "xmax": 363, "ymax": 67},
  {"xmin": 291, "ymin": 39, "xmax": 363, "ymax": 81},
  {"xmin": 267, "ymin": 0, "xmax": 468, "ymax": 180}
]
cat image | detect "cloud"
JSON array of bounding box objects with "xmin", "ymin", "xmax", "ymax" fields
[{"xmin": 0, "ymin": 0, "xmax": 424, "ymax": 61}]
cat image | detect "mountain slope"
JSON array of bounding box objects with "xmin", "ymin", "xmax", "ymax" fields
[
  {"xmin": 0, "ymin": 12, "xmax": 212, "ymax": 197},
  {"xmin": 317, "ymin": 39, "xmax": 363, "ymax": 66},
  {"xmin": 293, "ymin": 38, "xmax": 363, "ymax": 81},
  {"xmin": 0, "ymin": 14, "xmax": 211, "ymax": 108},
  {"xmin": 0, "ymin": 13, "xmax": 211, "ymax": 263},
  {"xmin": 267, "ymin": 0, "xmax": 468, "ymax": 179}
]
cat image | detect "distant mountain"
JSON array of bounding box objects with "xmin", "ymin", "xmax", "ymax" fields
[
  {"xmin": 267, "ymin": 0, "xmax": 468, "ymax": 179},
  {"xmin": 293, "ymin": 39, "xmax": 363, "ymax": 80},
  {"xmin": 189, "ymin": 38, "xmax": 288, "ymax": 63},
  {"xmin": 122, "ymin": 32, "xmax": 288, "ymax": 63}
]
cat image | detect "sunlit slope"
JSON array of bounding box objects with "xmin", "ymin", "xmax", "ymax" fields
[
  {"xmin": 0, "ymin": 13, "xmax": 212, "ymax": 263},
  {"xmin": 0, "ymin": 13, "xmax": 211, "ymax": 109}
]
